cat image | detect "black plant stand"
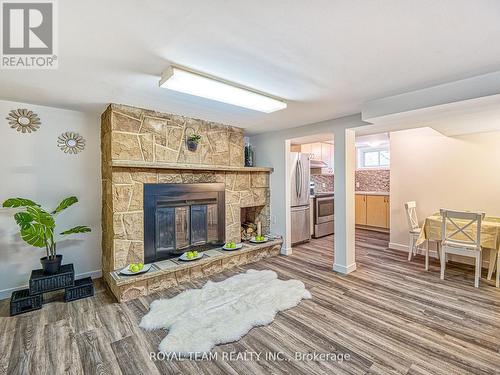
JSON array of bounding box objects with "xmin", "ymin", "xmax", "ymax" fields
[{"xmin": 10, "ymin": 263, "xmax": 94, "ymax": 316}]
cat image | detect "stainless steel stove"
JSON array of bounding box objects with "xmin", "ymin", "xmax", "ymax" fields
[{"xmin": 312, "ymin": 192, "xmax": 334, "ymax": 238}]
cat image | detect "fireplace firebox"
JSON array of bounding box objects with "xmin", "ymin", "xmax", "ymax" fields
[{"xmin": 144, "ymin": 183, "xmax": 225, "ymax": 263}]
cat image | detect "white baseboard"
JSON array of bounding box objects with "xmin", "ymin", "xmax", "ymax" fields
[
  {"xmin": 0, "ymin": 269, "xmax": 102, "ymax": 301},
  {"xmin": 77, "ymin": 269, "xmax": 102, "ymax": 279},
  {"xmin": 281, "ymin": 246, "xmax": 292, "ymax": 255},
  {"xmin": 333, "ymin": 262, "xmax": 357, "ymax": 274}
]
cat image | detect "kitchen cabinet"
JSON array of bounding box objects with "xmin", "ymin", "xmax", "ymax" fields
[
  {"xmin": 300, "ymin": 143, "xmax": 312, "ymax": 155},
  {"xmin": 321, "ymin": 143, "xmax": 331, "ymax": 163},
  {"xmin": 310, "ymin": 142, "xmax": 322, "ymax": 161},
  {"xmin": 321, "ymin": 143, "xmax": 334, "ymax": 174},
  {"xmin": 366, "ymin": 195, "xmax": 388, "ymax": 228},
  {"xmin": 355, "ymin": 194, "xmax": 389, "ymax": 229},
  {"xmin": 297, "ymin": 142, "xmax": 334, "ymax": 174},
  {"xmin": 355, "ymin": 195, "xmax": 367, "ymax": 225}
]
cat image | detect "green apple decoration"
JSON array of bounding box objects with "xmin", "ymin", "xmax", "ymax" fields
[
  {"xmin": 128, "ymin": 262, "xmax": 144, "ymax": 273},
  {"xmin": 185, "ymin": 251, "xmax": 200, "ymax": 259}
]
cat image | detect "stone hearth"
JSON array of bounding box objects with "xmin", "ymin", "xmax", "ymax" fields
[
  {"xmin": 101, "ymin": 104, "xmax": 276, "ymax": 301},
  {"xmin": 108, "ymin": 240, "xmax": 282, "ymax": 302}
]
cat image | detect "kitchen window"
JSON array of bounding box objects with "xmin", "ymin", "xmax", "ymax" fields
[{"xmin": 357, "ymin": 146, "xmax": 390, "ymax": 169}]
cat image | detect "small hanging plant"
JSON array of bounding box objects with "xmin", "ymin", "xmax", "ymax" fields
[{"xmin": 186, "ymin": 134, "xmax": 201, "ymax": 151}]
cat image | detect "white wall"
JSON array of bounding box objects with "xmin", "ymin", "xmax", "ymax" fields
[
  {"xmin": 0, "ymin": 100, "xmax": 101, "ymax": 299},
  {"xmin": 250, "ymin": 114, "xmax": 366, "ymax": 252},
  {"xmin": 390, "ymin": 127, "xmax": 500, "ymax": 251}
]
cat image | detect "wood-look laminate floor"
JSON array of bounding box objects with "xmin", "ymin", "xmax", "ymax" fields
[{"xmin": 1, "ymin": 230, "xmax": 500, "ymax": 375}]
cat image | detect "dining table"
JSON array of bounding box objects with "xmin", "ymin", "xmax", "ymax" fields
[{"xmin": 415, "ymin": 213, "xmax": 500, "ymax": 287}]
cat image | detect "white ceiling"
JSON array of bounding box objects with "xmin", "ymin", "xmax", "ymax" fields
[
  {"xmin": 2, "ymin": 0, "xmax": 500, "ymax": 134},
  {"xmin": 289, "ymin": 133, "xmax": 389, "ymax": 147},
  {"xmin": 355, "ymin": 133, "xmax": 389, "ymax": 148},
  {"xmin": 356, "ymin": 94, "xmax": 500, "ymax": 137},
  {"xmin": 290, "ymin": 133, "xmax": 334, "ymax": 145}
]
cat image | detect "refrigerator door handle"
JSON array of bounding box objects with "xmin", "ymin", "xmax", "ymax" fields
[
  {"xmin": 298, "ymin": 159, "xmax": 302, "ymax": 198},
  {"xmin": 295, "ymin": 158, "xmax": 300, "ymax": 198}
]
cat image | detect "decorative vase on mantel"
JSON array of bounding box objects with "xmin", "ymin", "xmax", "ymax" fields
[{"xmin": 245, "ymin": 144, "xmax": 254, "ymax": 167}]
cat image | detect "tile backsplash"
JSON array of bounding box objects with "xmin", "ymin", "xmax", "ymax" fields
[
  {"xmin": 311, "ymin": 169, "xmax": 390, "ymax": 193},
  {"xmin": 356, "ymin": 169, "xmax": 390, "ymax": 192},
  {"xmin": 311, "ymin": 174, "xmax": 334, "ymax": 192}
]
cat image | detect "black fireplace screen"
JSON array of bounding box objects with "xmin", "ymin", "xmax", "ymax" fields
[{"xmin": 144, "ymin": 183, "xmax": 225, "ymax": 263}]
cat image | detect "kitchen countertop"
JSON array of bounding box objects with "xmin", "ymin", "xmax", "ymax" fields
[
  {"xmin": 310, "ymin": 191, "xmax": 389, "ymax": 198},
  {"xmin": 355, "ymin": 191, "xmax": 390, "ymax": 196}
]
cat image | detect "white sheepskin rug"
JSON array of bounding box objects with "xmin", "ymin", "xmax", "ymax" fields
[{"xmin": 139, "ymin": 269, "xmax": 311, "ymax": 354}]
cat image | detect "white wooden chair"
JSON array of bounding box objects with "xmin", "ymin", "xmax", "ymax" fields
[
  {"xmin": 405, "ymin": 201, "xmax": 432, "ymax": 270},
  {"xmin": 440, "ymin": 209, "xmax": 485, "ymax": 288}
]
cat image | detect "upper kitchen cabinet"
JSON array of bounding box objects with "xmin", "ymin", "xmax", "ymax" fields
[
  {"xmin": 310, "ymin": 142, "xmax": 323, "ymax": 161},
  {"xmin": 300, "ymin": 143, "xmax": 311, "ymax": 155},
  {"xmin": 296, "ymin": 142, "xmax": 333, "ymax": 174},
  {"xmin": 321, "ymin": 143, "xmax": 334, "ymax": 174}
]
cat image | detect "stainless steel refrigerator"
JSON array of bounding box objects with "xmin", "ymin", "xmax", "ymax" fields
[{"xmin": 290, "ymin": 152, "xmax": 311, "ymax": 245}]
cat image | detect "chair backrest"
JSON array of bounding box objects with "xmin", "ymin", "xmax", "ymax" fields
[
  {"xmin": 440, "ymin": 209, "xmax": 485, "ymax": 249},
  {"xmin": 404, "ymin": 201, "xmax": 419, "ymax": 231}
]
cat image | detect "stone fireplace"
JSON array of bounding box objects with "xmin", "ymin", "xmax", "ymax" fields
[{"xmin": 101, "ymin": 104, "xmax": 279, "ymax": 301}]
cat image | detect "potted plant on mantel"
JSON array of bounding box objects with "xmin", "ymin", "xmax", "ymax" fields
[
  {"xmin": 186, "ymin": 134, "xmax": 202, "ymax": 151},
  {"xmin": 2, "ymin": 196, "xmax": 91, "ymax": 274}
]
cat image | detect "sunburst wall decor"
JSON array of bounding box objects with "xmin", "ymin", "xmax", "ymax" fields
[
  {"xmin": 6, "ymin": 109, "xmax": 41, "ymax": 133},
  {"xmin": 57, "ymin": 132, "xmax": 86, "ymax": 154}
]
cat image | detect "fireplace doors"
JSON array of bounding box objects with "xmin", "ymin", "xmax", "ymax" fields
[{"xmin": 144, "ymin": 183, "xmax": 225, "ymax": 263}]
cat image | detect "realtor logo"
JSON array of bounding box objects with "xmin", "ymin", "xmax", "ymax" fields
[{"xmin": 1, "ymin": 0, "xmax": 58, "ymax": 69}]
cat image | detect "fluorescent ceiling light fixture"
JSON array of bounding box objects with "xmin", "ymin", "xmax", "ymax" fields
[{"xmin": 159, "ymin": 66, "xmax": 287, "ymax": 113}]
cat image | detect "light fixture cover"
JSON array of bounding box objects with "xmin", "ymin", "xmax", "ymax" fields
[{"xmin": 159, "ymin": 66, "xmax": 287, "ymax": 113}]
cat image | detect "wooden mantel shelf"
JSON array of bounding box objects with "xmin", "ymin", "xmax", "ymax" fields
[{"xmin": 111, "ymin": 160, "xmax": 274, "ymax": 173}]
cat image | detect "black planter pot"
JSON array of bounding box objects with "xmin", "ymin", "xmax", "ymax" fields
[
  {"xmin": 186, "ymin": 140, "xmax": 198, "ymax": 151},
  {"xmin": 40, "ymin": 255, "xmax": 63, "ymax": 274}
]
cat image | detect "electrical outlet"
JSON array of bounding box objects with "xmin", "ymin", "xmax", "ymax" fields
[
  {"xmin": 322, "ymin": 183, "xmax": 326, "ymax": 188},
  {"xmin": 272, "ymin": 215, "xmax": 277, "ymax": 224},
  {"xmin": 356, "ymin": 181, "xmax": 360, "ymax": 188}
]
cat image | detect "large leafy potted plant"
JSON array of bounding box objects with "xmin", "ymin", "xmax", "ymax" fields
[{"xmin": 2, "ymin": 196, "xmax": 91, "ymax": 274}]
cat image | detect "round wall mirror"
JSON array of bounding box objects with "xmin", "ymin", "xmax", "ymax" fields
[
  {"xmin": 6, "ymin": 109, "xmax": 41, "ymax": 133},
  {"xmin": 57, "ymin": 132, "xmax": 86, "ymax": 154}
]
